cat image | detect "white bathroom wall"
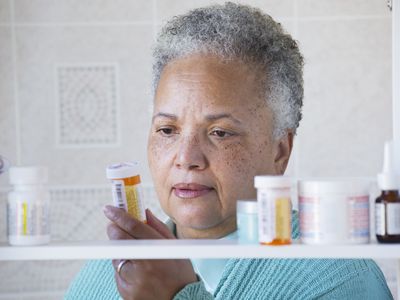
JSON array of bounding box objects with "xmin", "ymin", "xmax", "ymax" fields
[{"xmin": 0, "ymin": 0, "xmax": 395, "ymax": 299}]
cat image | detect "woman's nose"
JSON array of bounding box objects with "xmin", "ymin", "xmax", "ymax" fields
[{"xmin": 174, "ymin": 135, "xmax": 207, "ymax": 170}]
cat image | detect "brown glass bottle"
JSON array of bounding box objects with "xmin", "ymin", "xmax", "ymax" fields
[{"xmin": 375, "ymin": 190, "xmax": 400, "ymax": 243}]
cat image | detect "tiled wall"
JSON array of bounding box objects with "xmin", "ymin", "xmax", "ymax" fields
[{"xmin": 0, "ymin": 0, "xmax": 396, "ymax": 299}]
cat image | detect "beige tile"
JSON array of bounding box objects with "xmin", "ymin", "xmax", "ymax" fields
[
  {"xmin": 15, "ymin": 25, "xmax": 154, "ymax": 185},
  {"xmin": 296, "ymin": 19, "xmax": 392, "ymax": 177},
  {"xmin": 14, "ymin": 0, "xmax": 153, "ymax": 23},
  {"xmin": 298, "ymin": 19, "xmax": 391, "ymax": 64},
  {"xmin": 0, "ymin": 26, "xmax": 16, "ymax": 187},
  {"xmin": 156, "ymin": 0, "xmax": 294, "ymax": 24},
  {"xmin": 0, "ymin": 0, "xmax": 10, "ymax": 23},
  {"xmin": 297, "ymin": 0, "xmax": 390, "ymax": 18}
]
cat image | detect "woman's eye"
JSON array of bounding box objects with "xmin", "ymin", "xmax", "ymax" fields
[
  {"xmin": 210, "ymin": 129, "xmax": 233, "ymax": 138},
  {"xmin": 156, "ymin": 127, "xmax": 175, "ymax": 136}
]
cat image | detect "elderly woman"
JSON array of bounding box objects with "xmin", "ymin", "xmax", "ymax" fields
[{"xmin": 66, "ymin": 3, "xmax": 392, "ymax": 300}]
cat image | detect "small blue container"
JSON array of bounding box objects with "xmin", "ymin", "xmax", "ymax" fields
[{"xmin": 236, "ymin": 199, "xmax": 258, "ymax": 244}]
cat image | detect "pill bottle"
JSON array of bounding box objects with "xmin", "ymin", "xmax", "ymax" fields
[
  {"xmin": 298, "ymin": 179, "xmax": 370, "ymax": 245},
  {"xmin": 255, "ymin": 176, "xmax": 292, "ymax": 245},
  {"xmin": 7, "ymin": 166, "xmax": 50, "ymax": 246},
  {"xmin": 375, "ymin": 141, "xmax": 400, "ymax": 243},
  {"xmin": 106, "ymin": 161, "xmax": 146, "ymax": 221},
  {"xmin": 236, "ymin": 199, "xmax": 258, "ymax": 244}
]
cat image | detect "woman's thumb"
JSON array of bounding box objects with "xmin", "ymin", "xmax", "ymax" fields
[{"xmin": 145, "ymin": 209, "xmax": 176, "ymax": 239}]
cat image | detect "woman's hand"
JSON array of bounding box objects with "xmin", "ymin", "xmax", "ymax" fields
[{"xmin": 103, "ymin": 206, "xmax": 198, "ymax": 300}]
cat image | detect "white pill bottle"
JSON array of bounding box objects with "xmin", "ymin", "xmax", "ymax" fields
[{"xmin": 7, "ymin": 166, "xmax": 50, "ymax": 246}]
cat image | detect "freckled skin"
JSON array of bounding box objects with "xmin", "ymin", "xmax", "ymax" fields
[{"xmin": 147, "ymin": 54, "xmax": 293, "ymax": 239}]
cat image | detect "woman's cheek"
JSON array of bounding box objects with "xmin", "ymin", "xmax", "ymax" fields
[
  {"xmin": 148, "ymin": 137, "xmax": 165, "ymax": 174},
  {"xmin": 217, "ymin": 142, "xmax": 252, "ymax": 181}
]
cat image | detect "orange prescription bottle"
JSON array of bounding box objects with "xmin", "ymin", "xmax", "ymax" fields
[
  {"xmin": 255, "ymin": 176, "xmax": 292, "ymax": 245},
  {"xmin": 106, "ymin": 162, "xmax": 146, "ymax": 222}
]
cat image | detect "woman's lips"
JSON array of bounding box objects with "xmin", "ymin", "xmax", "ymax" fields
[{"xmin": 172, "ymin": 183, "xmax": 213, "ymax": 199}]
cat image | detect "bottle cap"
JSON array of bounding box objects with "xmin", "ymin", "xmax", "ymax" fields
[
  {"xmin": 237, "ymin": 199, "xmax": 257, "ymax": 214},
  {"xmin": 378, "ymin": 140, "xmax": 400, "ymax": 190},
  {"xmin": 9, "ymin": 166, "xmax": 48, "ymax": 185},
  {"xmin": 298, "ymin": 178, "xmax": 370, "ymax": 196},
  {"xmin": 106, "ymin": 161, "xmax": 140, "ymax": 179},
  {"xmin": 254, "ymin": 175, "xmax": 292, "ymax": 189}
]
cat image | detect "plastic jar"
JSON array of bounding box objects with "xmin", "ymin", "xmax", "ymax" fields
[
  {"xmin": 236, "ymin": 199, "xmax": 258, "ymax": 244},
  {"xmin": 7, "ymin": 166, "xmax": 50, "ymax": 246},
  {"xmin": 106, "ymin": 161, "xmax": 146, "ymax": 221},
  {"xmin": 298, "ymin": 178, "xmax": 370, "ymax": 244},
  {"xmin": 255, "ymin": 176, "xmax": 292, "ymax": 245}
]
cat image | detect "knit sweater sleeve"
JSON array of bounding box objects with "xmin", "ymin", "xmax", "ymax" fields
[
  {"xmin": 173, "ymin": 280, "xmax": 214, "ymax": 300},
  {"xmin": 212, "ymin": 258, "xmax": 392, "ymax": 300},
  {"xmin": 64, "ymin": 260, "xmax": 120, "ymax": 300},
  {"xmin": 65, "ymin": 259, "xmax": 213, "ymax": 300}
]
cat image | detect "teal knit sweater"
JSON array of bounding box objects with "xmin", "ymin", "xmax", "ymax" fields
[{"xmin": 65, "ymin": 213, "xmax": 393, "ymax": 299}]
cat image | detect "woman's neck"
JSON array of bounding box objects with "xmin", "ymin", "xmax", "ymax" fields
[{"xmin": 176, "ymin": 217, "xmax": 237, "ymax": 239}]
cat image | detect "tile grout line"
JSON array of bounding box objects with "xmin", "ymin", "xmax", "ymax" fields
[{"xmin": 9, "ymin": 0, "xmax": 21, "ymax": 165}]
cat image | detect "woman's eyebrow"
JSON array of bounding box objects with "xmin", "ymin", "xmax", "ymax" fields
[
  {"xmin": 205, "ymin": 113, "xmax": 242, "ymax": 125},
  {"xmin": 152, "ymin": 112, "xmax": 242, "ymax": 125},
  {"xmin": 152, "ymin": 112, "xmax": 177, "ymax": 122}
]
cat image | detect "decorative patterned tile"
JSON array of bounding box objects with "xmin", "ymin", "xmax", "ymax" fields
[
  {"xmin": 15, "ymin": 25, "xmax": 154, "ymax": 185},
  {"xmin": 14, "ymin": 0, "xmax": 153, "ymax": 23},
  {"xmin": 56, "ymin": 64, "xmax": 119, "ymax": 146}
]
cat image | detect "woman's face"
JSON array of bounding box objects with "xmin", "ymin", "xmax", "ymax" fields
[{"xmin": 148, "ymin": 55, "xmax": 292, "ymax": 238}]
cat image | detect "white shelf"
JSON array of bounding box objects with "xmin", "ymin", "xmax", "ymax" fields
[{"xmin": 1, "ymin": 240, "xmax": 400, "ymax": 261}]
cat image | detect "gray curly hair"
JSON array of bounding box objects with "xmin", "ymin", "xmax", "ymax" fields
[{"xmin": 152, "ymin": 2, "xmax": 304, "ymax": 139}]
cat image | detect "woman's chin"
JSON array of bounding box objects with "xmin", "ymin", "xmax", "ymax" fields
[{"xmin": 173, "ymin": 210, "xmax": 221, "ymax": 234}]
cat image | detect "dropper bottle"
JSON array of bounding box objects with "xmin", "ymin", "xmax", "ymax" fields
[{"xmin": 375, "ymin": 141, "xmax": 400, "ymax": 243}]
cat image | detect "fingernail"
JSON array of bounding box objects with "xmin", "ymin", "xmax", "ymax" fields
[
  {"xmin": 145, "ymin": 208, "xmax": 151, "ymax": 222},
  {"xmin": 146, "ymin": 208, "xmax": 152, "ymax": 217},
  {"xmin": 103, "ymin": 205, "xmax": 117, "ymax": 221}
]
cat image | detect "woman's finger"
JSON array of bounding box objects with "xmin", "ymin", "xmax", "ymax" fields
[
  {"xmin": 106, "ymin": 222, "xmax": 133, "ymax": 240},
  {"xmin": 145, "ymin": 209, "xmax": 176, "ymax": 239},
  {"xmin": 103, "ymin": 205, "xmax": 164, "ymax": 239}
]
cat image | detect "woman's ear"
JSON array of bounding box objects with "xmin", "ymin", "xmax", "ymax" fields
[{"xmin": 273, "ymin": 130, "xmax": 294, "ymax": 175}]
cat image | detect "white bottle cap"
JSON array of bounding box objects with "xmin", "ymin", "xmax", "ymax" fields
[
  {"xmin": 298, "ymin": 178, "xmax": 370, "ymax": 196},
  {"xmin": 378, "ymin": 140, "xmax": 400, "ymax": 190},
  {"xmin": 9, "ymin": 166, "xmax": 48, "ymax": 185},
  {"xmin": 254, "ymin": 175, "xmax": 292, "ymax": 189},
  {"xmin": 106, "ymin": 161, "xmax": 140, "ymax": 179}
]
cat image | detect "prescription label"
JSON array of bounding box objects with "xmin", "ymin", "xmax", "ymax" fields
[{"xmin": 387, "ymin": 203, "xmax": 400, "ymax": 235}]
